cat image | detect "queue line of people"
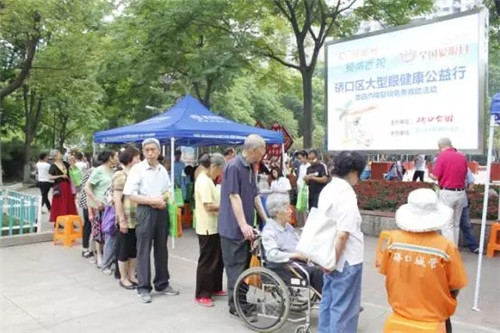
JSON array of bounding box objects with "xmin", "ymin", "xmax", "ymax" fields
[{"xmin": 33, "ymin": 134, "xmax": 469, "ymax": 333}]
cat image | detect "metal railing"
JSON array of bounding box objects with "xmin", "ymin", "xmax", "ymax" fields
[{"xmin": 0, "ymin": 190, "xmax": 42, "ymax": 237}]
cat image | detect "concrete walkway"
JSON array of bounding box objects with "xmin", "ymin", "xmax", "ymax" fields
[{"xmin": 1, "ymin": 230, "xmax": 499, "ymax": 333}]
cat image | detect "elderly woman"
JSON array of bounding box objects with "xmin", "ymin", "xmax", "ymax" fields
[
  {"xmin": 48, "ymin": 149, "xmax": 77, "ymax": 223},
  {"xmin": 85, "ymin": 150, "xmax": 119, "ymax": 269},
  {"xmin": 317, "ymin": 151, "xmax": 366, "ymax": 333},
  {"xmin": 194, "ymin": 153, "xmax": 227, "ymax": 307},
  {"xmin": 113, "ymin": 147, "xmax": 141, "ymax": 289},
  {"xmin": 262, "ymin": 193, "xmax": 323, "ymax": 293}
]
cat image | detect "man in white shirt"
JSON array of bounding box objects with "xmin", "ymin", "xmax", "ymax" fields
[
  {"xmin": 296, "ymin": 151, "xmax": 310, "ymax": 186},
  {"xmin": 123, "ymin": 138, "xmax": 179, "ymax": 303},
  {"xmin": 36, "ymin": 153, "xmax": 53, "ymax": 212}
]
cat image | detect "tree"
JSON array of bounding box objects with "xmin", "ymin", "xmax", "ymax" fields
[
  {"xmin": 1, "ymin": 0, "xmax": 110, "ymax": 181},
  {"xmin": 253, "ymin": 0, "xmax": 434, "ymax": 148}
]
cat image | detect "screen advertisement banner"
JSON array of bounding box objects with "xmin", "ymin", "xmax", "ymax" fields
[{"xmin": 326, "ymin": 10, "xmax": 487, "ymax": 153}]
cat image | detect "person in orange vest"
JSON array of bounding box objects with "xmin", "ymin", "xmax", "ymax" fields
[{"xmin": 378, "ymin": 188, "xmax": 467, "ymax": 333}]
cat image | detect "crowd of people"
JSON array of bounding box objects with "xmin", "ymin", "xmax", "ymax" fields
[{"xmin": 33, "ymin": 135, "xmax": 473, "ymax": 333}]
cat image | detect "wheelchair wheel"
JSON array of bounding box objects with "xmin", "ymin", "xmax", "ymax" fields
[
  {"xmin": 294, "ymin": 324, "xmax": 311, "ymax": 333},
  {"xmin": 234, "ymin": 267, "xmax": 291, "ymax": 333}
]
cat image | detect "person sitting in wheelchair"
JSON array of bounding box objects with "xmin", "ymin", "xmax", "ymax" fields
[{"xmin": 262, "ymin": 193, "xmax": 323, "ymax": 295}]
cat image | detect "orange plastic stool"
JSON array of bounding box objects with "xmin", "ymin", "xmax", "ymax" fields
[
  {"xmin": 487, "ymin": 222, "xmax": 500, "ymax": 258},
  {"xmin": 376, "ymin": 230, "xmax": 393, "ymax": 268},
  {"xmin": 53, "ymin": 215, "xmax": 83, "ymax": 247},
  {"xmin": 384, "ymin": 313, "xmax": 445, "ymax": 333}
]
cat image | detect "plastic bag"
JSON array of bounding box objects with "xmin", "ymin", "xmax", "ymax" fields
[{"xmin": 296, "ymin": 183, "xmax": 308, "ymax": 212}]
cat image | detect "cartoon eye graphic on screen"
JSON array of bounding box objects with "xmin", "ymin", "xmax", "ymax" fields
[{"xmin": 336, "ymin": 101, "xmax": 377, "ymax": 148}]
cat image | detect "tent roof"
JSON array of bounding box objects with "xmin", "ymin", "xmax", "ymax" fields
[{"xmin": 94, "ymin": 95, "xmax": 284, "ymax": 146}]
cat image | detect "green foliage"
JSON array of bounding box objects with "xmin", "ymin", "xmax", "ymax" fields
[{"xmin": 1, "ymin": 0, "xmax": 499, "ymax": 181}]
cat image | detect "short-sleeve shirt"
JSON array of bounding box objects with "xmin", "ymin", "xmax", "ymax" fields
[
  {"xmin": 433, "ymin": 148, "xmax": 467, "ymax": 189},
  {"xmin": 87, "ymin": 165, "xmax": 113, "ymax": 208},
  {"xmin": 415, "ymin": 155, "xmax": 426, "ymax": 171},
  {"xmin": 112, "ymin": 170, "xmax": 137, "ymax": 229},
  {"xmin": 306, "ymin": 163, "xmax": 328, "ymax": 197},
  {"xmin": 218, "ymin": 155, "xmax": 258, "ymax": 240},
  {"xmin": 270, "ymin": 177, "xmax": 291, "ymax": 193},
  {"xmin": 318, "ymin": 176, "xmax": 364, "ymax": 272},
  {"xmin": 379, "ymin": 230, "xmax": 467, "ymax": 322},
  {"xmin": 123, "ymin": 160, "xmax": 171, "ymax": 197},
  {"xmin": 49, "ymin": 162, "xmax": 71, "ymax": 184},
  {"xmin": 195, "ymin": 171, "xmax": 220, "ymax": 235},
  {"xmin": 36, "ymin": 161, "xmax": 52, "ymax": 182}
]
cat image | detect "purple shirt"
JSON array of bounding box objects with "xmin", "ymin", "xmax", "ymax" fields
[{"xmin": 217, "ymin": 155, "xmax": 258, "ymax": 240}]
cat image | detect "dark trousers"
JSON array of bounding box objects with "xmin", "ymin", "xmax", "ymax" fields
[
  {"xmin": 220, "ymin": 236, "xmax": 251, "ymax": 312},
  {"xmin": 38, "ymin": 182, "xmax": 52, "ymax": 210},
  {"xmin": 412, "ymin": 170, "xmax": 425, "ymax": 182},
  {"xmin": 136, "ymin": 205, "xmax": 170, "ymax": 294},
  {"xmin": 308, "ymin": 192, "xmax": 320, "ymax": 210},
  {"xmin": 446, "ymin": 318, "xmax": 452, "ymax": 333},
  {"xmin": 196, "ymin": 233, "xmax": 224, "ymax": 298},
  {"xmin": 271, "ymin": 261, "xmax": 324, "ymax": 293},
  {"xmin": 82, "ymin": 208, "xmax": 91, "ymax": 249}
]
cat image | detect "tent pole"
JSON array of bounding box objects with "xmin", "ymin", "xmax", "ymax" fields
[
  {"xmin": 170, "ymin": 137, "xmax": 176, "ymax": 250},
  {"xmin": 472, "ymin": 115, "xmax": 495, "ymax": 311},
  {"xmin": 281, "ymin": 143, "xmax": 285, "ymax": 173}
]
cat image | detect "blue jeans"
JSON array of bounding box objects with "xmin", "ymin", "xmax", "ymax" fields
[
  {"xmin": 460, "ymin": 206, "xmax": 478, "ymax": 251},
  {"xmin": 319, "ymin": 263, "xmax": 363, "ymax": 333}
]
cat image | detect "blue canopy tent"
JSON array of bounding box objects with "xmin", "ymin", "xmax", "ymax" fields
[
  {"xmin": 473, "ymin": 92, "xmax": 500, "ymax": 310},
  {"xmin": 94, "ymin": 94, "xmax": 284, "ymax": 146}
]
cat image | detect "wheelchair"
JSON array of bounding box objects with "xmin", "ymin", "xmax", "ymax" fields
[{"xmin": 233, "ymin": 232, "xmax": 321, "ymax": 333}]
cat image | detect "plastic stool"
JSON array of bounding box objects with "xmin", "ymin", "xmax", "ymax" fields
[
  {"xmin": 376, "ymin": 230, "xmax": 393, "ymax": 268},
  {"xmin": 53, "ymin": 215, "xmax": 83, "ymax": 247},
  {"xmin": 487, "ymin": 222, "xmax": 500, "ymax": 258},
  {"xmin": 384, "ymin": 313, "xmax": 445, "ymax": 333}
]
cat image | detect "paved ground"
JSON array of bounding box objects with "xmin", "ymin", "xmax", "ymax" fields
[{"xmin": 1, "ymin": 229, "xmax": 499, "ymax": 333}]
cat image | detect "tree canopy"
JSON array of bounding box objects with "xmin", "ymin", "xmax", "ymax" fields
[{"xmin": 1, "ymin": 0, "xmax": 498, "ymax": 182}]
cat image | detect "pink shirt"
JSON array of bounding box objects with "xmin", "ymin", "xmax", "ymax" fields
[{"xmin": 433, "ymin": 148, "xmax": 467, "ymax": 189}]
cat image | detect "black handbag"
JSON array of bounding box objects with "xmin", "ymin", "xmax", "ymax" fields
[{"xmin": 53, "ymin": 183, "xmax": 61, "ymax": 196}]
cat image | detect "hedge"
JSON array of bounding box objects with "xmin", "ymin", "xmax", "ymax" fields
[{"xmin": 354, "ymin": 180, "xmax": 499, "ymax": 220}]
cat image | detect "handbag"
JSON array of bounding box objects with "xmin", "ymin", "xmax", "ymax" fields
[
  {"xmin": 101, "ymin": 205, "xmax": 117, "ymax": 235},
  {"xmin": 296, "ymin": 207, "xmax": 337, "ymax": 271},
  {"xmin": 69, "ymin": 167, "xmax": 83, "ymax": 187},
  {"xmin": 244, "ymin": 254, "xmax": 262, "ymax": 288},
  {"xmin": 52, "ymin": 183, "xmax": 61, "ymax": 196}
]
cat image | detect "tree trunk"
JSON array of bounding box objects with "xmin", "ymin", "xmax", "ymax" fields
[
  {"xmin": 301, "ymin": 69, "xmax": 314, "ymax": 149},
  {"xmin": 22, "ymin": 89, "xmax": 43, "ymax": 183}
]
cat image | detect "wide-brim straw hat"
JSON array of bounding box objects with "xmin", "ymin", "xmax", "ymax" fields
[{"xmin": 395, "ymin": 188, "xmax": 453, "ymax": 232}]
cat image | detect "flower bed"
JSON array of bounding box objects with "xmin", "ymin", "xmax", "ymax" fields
[{"xmin": 354, "ymin": 180, "xmax": 499, "ymax": 220}]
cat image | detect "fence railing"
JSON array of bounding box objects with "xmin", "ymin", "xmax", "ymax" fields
[{"xmin": 0, "ymin": 190, "xmax": 42, "ymax": 237}]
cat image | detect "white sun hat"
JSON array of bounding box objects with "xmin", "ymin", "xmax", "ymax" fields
[{"xmin": 395, "ymin": 188, "xmax": 453, "ymax": 233}]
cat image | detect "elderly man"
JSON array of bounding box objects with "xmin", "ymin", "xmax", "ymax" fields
[
  {"xmin": 378, "ymin": 188, "xmax": 467, "ymax": 333},
  {"xmin": 262, "ymin": 193, "xmax": 323, "ymax": 293},
  {"xmin": 123, "ymin": 138, "xmax": 179, "ymax": 303},
  {"xmin": 218, "ymin": 134, "xmax": 269, "ymax": 318},
  {"xmin": 431, "ymin": 138, "xmax": 468, "ymax": 245}
]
